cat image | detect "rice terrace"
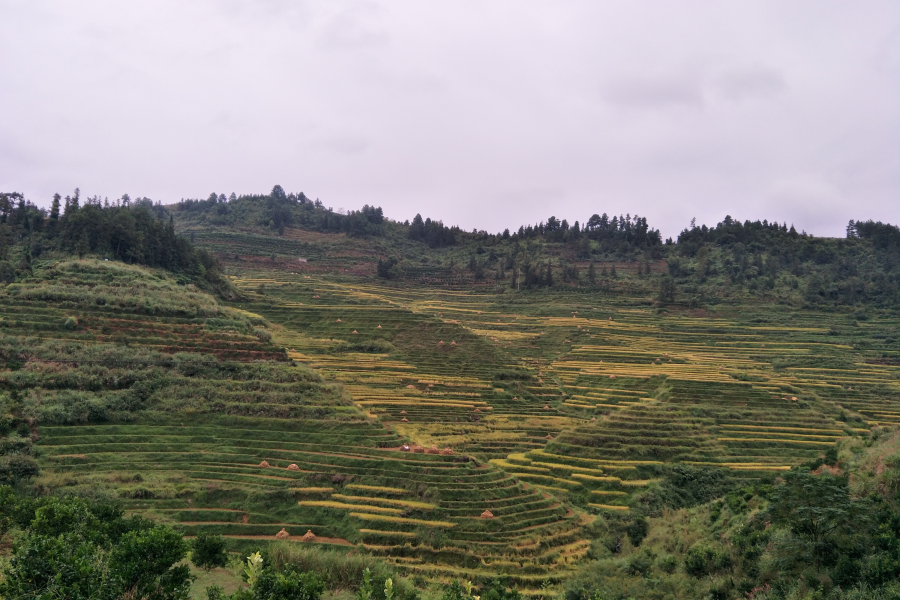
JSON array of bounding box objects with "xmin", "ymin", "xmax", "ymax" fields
[{"xmin": 0, "ymin": 186, "xmax": 898, "ymax": 600}]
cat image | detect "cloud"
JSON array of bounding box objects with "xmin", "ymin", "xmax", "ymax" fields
[
  {"xmin": 310, "ymin": 135, "xmax": 370, "ymax": 155},
  {"xmin": 0, "ymin": 1, "xmax": 897, "ymax": 239},
  {"xmin": 601, "ymin": 73, "xmax": 704, "ymax": 109},
  {"xmin": 712, "ymin": 65, "xmax": 787, "ymax": 102}
]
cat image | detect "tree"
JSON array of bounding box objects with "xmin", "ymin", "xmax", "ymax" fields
[
  {"xmin": 658, "ymin": 276, "xmax": 676, "ymax": 304},
  {"xmin": 191, "ymin": 532, "xmax": 228, "ymax": 571},
  {"xmin": 587, "ymin": 261, "xmax": 596, "ymax": 284},
  {"xmin": 0, "ymin": 494, "xmax": 191, "ymax": 600},
  {"xmin": 767, "ymin": 471, "xmax": 872, "ymax": 571}
]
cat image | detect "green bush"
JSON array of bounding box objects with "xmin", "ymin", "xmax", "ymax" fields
[
  {"xmin": 683, "ymin": 544, "xmax": 730, "ymax": 578},
  {"xmin": 253, "ymin": 568, "xmax": 324, "ymax": 600},
  {"xmin": 192, "ymin": 532, "xmax": 228, "ymax": 571},
  {"xmin": 0, "ymin": 454, "xmax": 39, "ymax": 484}
]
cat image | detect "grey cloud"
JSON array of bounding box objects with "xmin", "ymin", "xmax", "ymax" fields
[
  {"xmin": 0, "ymin": 1, "xmax": 898, "ymax": 239},
  {"xmin": 311, "ymin": 135, "xmax": 370, "ymax": 155},
  {"xmin": 713, "ymin": 65, "xmax": 787, "ymax": 101},
  {"xmin": 602, "ymin": 74, "xmax": 704, "ymax": 109}
]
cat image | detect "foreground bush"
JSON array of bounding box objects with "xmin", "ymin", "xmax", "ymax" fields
[{"xmin": 0, "ymin": 491, "xmax": 191, "ymax": 600}]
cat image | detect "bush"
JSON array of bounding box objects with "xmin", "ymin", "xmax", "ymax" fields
[
  {"xmin": 62, "ymin": 316, "xmax": 78, "ymax": 330},
  {"xmin": 207, "ymin": 586, "xmax": 227, "ymax": 600},
  {"xmin": 192, "ymin": 532, "xmax": 228, "ymax": 571},
  {"xmin": 0, "ymin": 454, "xmax": 39, "ymax": 484},
  {"xmin": 684, "ymin": 544, "xmax": 731, "ymax": 578},
  {"xmin": 625, "ymin": 517, "xmax": 649, "ymax": 547},
  {"xmin": 253, "ymin": 568, "xmax": 324, "ymax": 600}
]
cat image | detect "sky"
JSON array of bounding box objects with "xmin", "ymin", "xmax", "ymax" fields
[{"xmin": 1, "ymin": 1, "xmax": 898, "ymax": 239}]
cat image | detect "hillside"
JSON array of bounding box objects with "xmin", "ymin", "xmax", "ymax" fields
[{"xmin": 1, "ymin": 190, "xmax": 900, "ymax": 598}]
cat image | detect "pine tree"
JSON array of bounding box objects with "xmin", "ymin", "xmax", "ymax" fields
[{"xmin": 588, "ymin": 261, "xmax": 596, "ymax": 284}]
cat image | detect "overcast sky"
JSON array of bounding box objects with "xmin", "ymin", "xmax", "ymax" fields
[{"xmin": 1, "ymin": 1, "xmax": 898, "ymax": 238}]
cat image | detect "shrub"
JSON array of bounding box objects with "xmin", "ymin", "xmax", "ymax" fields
[
  {"xmin": 62, "ymin": 316, "xmax": 78, "ymax": 330},
  {"xmin": 625, "ymin": 517, "xmax": 649, "ymax": 547},
  {"xmin": 255, "ymin": 329, "xmax": 273, "ymax": 343},
  {"xmin": 684, "ymin": 544, "xmax": 731, "ymax": 578},
  {"xmin": 192, "ymin": 532, "xmax": 228, "ymax": 571},
  {"xmin": 253, "ymin": 568, "xmax": 324, "ymax": 600},
  {"xmin": 207, "ymin": 586, "xmax": 227, "ymax": 600},
  {"xmin": 0, "ymin": 454, "xmax": 39, "ymax": 484}
]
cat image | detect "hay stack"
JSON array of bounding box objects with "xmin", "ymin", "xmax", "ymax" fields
[
  {"xmin": 401, "ymin": 417, "xmax": 409, "ymax": 422},
  {"xmin": 451, "ymin": 341, "xmax": 456, "ymax": 346},
  {"xmin": 406, "ymin": 384, "xmax": 416, "ymax": 389},
  {"xmin": 512, "ymin": 396, "xmax": 518, "ymax": 400},
  {"xmin": 300, "ymin": 530, "xmax": 316, "ymax": 542},
  {"xmin": 480, "ymin": 510, "xmax": 494, "ymax": 518},
  {"xmin": 438, "ymin": 340, "xmax": 445, "ymax": 346},
  {"xmin": 440, "ymin": 447, "xmax": 454, "ymax": 455},
  {"xmin": 609, "ymin": 374, "xmax": 617, "ymax": 379},
  {"xmin": 544, "ymin": 405, "xmax": 550, "ymax": 410},
  {"xmin": 259, "ymin": 460, "xmax": 271, "ymax": 468},
  {"xmin": 336, "ymin": 318, "xmax": 342, "ymax": 322},
  {"xmin": 352, "ymin": 330, "xmax": 358, "ymax": 334},
  {"xmin": 275, "ymin": 528, "xmax": 290, "ymax": 540},
  {"xmin": 426, "ymin": 446, "xmax": 440, "ymax": 455},
  {"xmin": 545, "ymin": 434, "xmax": 553, "ymax": 440},
  {"xmin": 411, "ymin": 445, "xmax": 425, "ymax": 453},
  {"xmin": 400, "ymin": 410, "xmax": 407, "ymax": 414},
  {"xmin": 401, "ymin": 444, "xmax": 410, "ymax": 451},
  {"xmin": 473, "ymin": 408, "xmax": 481, "ymax": 413},
  {"xmin": 590, "ymin": 417, "xmax": 597, "ymax": 422},
  {"xmin": 287, "ymin": 464, "xmax": 300, "ymax": 471},
  {"xmin": 377, "ymin": 325, "xmax": 382, "ymax": 329}
]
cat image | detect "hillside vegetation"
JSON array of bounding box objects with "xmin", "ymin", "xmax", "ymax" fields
[{"xmin": 1, "ymin": 187, "xmax": 899, "ymax": 599}]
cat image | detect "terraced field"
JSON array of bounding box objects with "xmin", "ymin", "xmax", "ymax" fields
[
  {"xmin": 37, "ymin": 416, "xmax": 589, "ymax": 586},
  {"xmin": 20, "ymin": 259, "xmax": 900, "ymax": 590},
  {"xmin": 232, "ymin": 271, "xmax": 900, "ymax": 515}
]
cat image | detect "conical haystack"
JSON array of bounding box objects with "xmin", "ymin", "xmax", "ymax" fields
[
  {"xmin": 287, "ymin": 463, "xmax": 300, "ymax": 471},
  {"xmin": 400, "ymin": 410, "xmax": 407, "ymax": 414},
  {"xmin": 259, "ymin": 460, "xmax": 270, "ymax": 468},
  {"xmin": 609, "ymin": 374, "xmax": 616, "ymax": 379},
  {"xmin": 545, "ymin": 434, "xmax": 553, "ymax": 439},
  {"xmin": 275, "ymin": 528, "xmax": 290, "ymax": 540},
  {"xmin": 300, "ymin": 529, "xmax": 316, "ymax": 542},
  {"xmin": 426, "ymin": 445, "xmax": 440, "ymax": 455},
  {"xmin": 401, "ymin": 417, "xmax": 409, "ymax": 422},
  {"xmin": 440, "ymin": 447, "xmax": 454, "ymax": 455},
  {"xmin": 544, "ymin": 405, "xmax": 550, "ymax": 410},
  {"xmin": 480, "ymin": 510, "xmax": 494, "ymax": 518}
]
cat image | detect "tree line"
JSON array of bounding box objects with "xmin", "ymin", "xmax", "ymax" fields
[{"xmin": 0, "ymin": 190, "xmax": 233, "ymax": 296}]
